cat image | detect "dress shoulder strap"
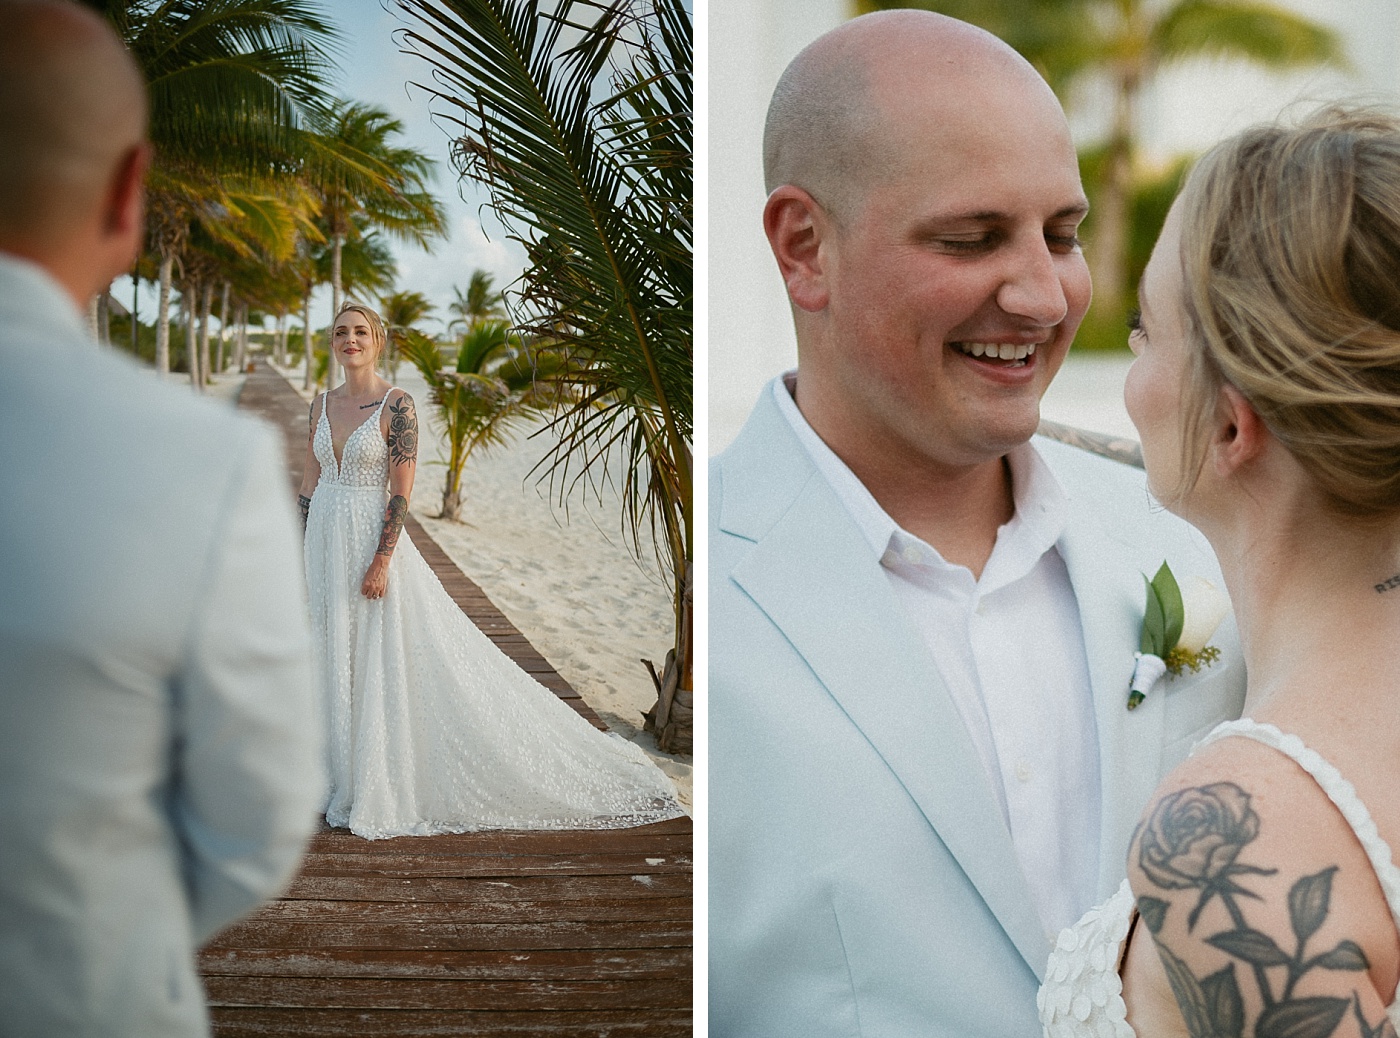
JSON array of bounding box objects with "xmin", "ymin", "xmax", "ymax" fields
[
  {"xmin": 375, "ymin": 387, "xmax": 397, "ymax": 420},
  {"xmin": 1195, "ymin": 719, "xmax": 1400, "ymax": 931}
]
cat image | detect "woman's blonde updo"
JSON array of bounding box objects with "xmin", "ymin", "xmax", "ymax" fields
[
  {"xmin": 1174, "ymin": 105, "xmax": 1400, "ymax": 517},
  {"xmin": 332, "ymin": 300, "xmax": 387, "ymax": 359}
]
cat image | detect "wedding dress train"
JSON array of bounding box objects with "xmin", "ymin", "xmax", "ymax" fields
[{"xmin": 303, "ymin": 391, "xmax": 685, "ymax": 839}]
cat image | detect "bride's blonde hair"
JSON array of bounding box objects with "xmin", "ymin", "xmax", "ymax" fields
[
  {"xmin": 1174, "ymin": 105, "xmax": 1400, "ymax": 517},
  {"xmin": 331, "ymin": 301, "xmax": 387, "ymax": 359}
]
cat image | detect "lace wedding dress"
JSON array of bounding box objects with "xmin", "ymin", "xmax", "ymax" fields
[
  {"xmin": 1039, "ymin": 718, "xmax": 1400, "ymax": 1037},
  {"xmin": 303, "ymin": 391, "xmax": 686, "ymax": 839}
]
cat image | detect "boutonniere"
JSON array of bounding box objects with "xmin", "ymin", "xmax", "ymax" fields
[{"xmin": 1128, "ymin": 562, "xmax": 1228, "ymax": 710}]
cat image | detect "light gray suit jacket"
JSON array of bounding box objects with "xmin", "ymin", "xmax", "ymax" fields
[
  {"xmin": 709, "ymin": 380, "xmax": 1247, "ymax": 1037},
  {"xmin": 0, "ymin": 256, "xmax": 324, "ymax": 1036}
]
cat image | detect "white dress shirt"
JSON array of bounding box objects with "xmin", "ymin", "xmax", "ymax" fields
[{"xmin": 773, "ymin": 374, "xmax": 1101, "ymax": 937}]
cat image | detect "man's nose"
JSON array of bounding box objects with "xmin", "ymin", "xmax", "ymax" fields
[{"xmin": 997, "ymin": 241, "xmax": 1069, "ymax": 326}]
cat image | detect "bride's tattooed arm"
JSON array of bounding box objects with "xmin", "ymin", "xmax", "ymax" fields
[
  {"xmin": 386, "ymin": 393, "xmax": 418, "ymax": 468},
  {"xmin": 1127, "ymin": 779, "xmax": 1397, "ymax": 1038},
  {"xmin": 376, "ymin": 495, "xmax": 407, "ymax": 557},
  {"xmin": 296, "ymin": 394, "xmax": 322, "ymax": 530}
]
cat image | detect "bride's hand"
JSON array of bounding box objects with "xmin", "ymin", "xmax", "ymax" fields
[{"xmin": 361, "ymin": 554, "xmax": 390, "ymax": 599}]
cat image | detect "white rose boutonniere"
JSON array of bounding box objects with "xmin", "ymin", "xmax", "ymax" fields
[{"xmin": 1128, "ymin": 562, "xmax": 1228, "ymax": 710}]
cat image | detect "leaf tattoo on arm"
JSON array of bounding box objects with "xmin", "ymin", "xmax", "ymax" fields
[
  {"xmin": 1136, "ymin": 782, "xmax": 1387, "ymax": 1038},
  {"xmin": 298, "ymin": 494, "xmax": 311, "ymax": 531},
  {"xmin": 376, "ymin": 495, "xmax": 407, "ymax": 557},
  {"xmin": 386, "ymin": 393, "xmax": 417, "ymax": 468}
]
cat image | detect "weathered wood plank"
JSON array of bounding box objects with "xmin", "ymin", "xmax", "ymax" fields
[
  {"xmin": 198, "ymin": 947, "xmax": 691, "ymax": 981},
  {"xmin": 207, "ymin": 1008, "xmax": 690, "ymax": 1037},
  {"xmin": 282, "ymin": 872, "xmax": 691, "ymax": 903},
  {"xmin": 208, "ymin": 918, "xmax": 691, "ymax": 952},
  {"xmin": 243, "ymin": 897, "xmax": 690, "ymax": 925},
  {"xmin": 289, "ymin": 852, "xmax": 690, "ymax": 878},
  {"xmin": 203, "ymin": 976, "xmax": 688, "ymax": 1011}
]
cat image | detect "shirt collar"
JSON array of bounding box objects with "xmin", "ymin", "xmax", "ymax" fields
[
  {"xmin": 772, "ymin": 372, "xmax": 897, "ymax": 560},
  {"xmin": 772, "ymin": 371, "xmax": 1069, "ymax": 587}
]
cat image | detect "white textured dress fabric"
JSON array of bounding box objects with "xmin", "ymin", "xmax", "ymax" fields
[
  {"xmin": 304, "ymin": 393, "xmax": 685, "ymax": 839},
  {"xmin": 1039, "ymin": 718, "xmax": 1400, "ymax": 1036}
]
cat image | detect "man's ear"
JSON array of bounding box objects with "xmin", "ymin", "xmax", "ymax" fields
[
  {"xmin": 763, "ymin": 185, "xmax": 831, "ymax": 313},
  {"xmin": 1211, "ymin": 381, "xmax": 1267, "ymax": 478},
  {"xmin": 104, "ymin": 141, "xmax": 150, "ymax": 239}
]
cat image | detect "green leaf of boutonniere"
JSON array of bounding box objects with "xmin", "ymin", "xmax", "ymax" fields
[
  {"xmin": 1141, "ymin": 574, "xmax": 1166, "ymax": 656},
  {"xmin": 1152, "ymin": 562, "xmax": 1184, "ymax": 654}
]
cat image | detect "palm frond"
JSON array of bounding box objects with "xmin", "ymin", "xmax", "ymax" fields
[
  {"xmin": 394, "ymin": 0, "xmax": 692, "ymax": 573},
  {"xmin": 1152, "ymin": 0, "xmax": 1347, "ymax": 69}
]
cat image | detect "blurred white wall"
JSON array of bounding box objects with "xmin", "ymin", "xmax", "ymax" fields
[
  {"xmin": 708, "ymin": 0, "xmax": 849, "ymax": 452},
  {"xmin": 707, "ymin": 0, "xmax": 1400, "ymax": 454}
]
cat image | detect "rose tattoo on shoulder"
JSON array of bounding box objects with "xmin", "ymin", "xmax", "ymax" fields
[
  {"xmin": 1134, "ymin": 782, "xmax": 1395, "ymax": 1038},
  {"xmin": 387, "ymin": 393, "xmax": 417, "ymax": 468},
  {"xmin": 1139, "ymin": 782, "xmax": 1270, "ymax": 924}
]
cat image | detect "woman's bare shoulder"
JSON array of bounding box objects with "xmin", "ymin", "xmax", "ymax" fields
[{"xmin": 1124, "ymin": 736, "xmax": 1400, "ymax": 1037}]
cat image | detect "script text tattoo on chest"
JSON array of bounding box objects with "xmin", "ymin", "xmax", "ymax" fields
[{"xmin": 1374, "ymin": 573, "xmax": 1400, "ymax": 594}]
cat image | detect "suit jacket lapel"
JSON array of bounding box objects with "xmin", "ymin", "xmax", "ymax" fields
[
  {"xmin": 718, "ymin": 389, "xmax": 1052, "ymax": 978},
  {"xmin": 1054, "ymin": 486, "xmax": 1167, "ymax": 900}
]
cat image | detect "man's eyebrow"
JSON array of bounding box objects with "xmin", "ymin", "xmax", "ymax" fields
[{"xmin": 921, "ymin": 203, "xmax": 1091, "ymax": 224}]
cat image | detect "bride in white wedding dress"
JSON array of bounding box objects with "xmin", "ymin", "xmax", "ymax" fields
[{"xmin": 295, "ymin": 302, "xmax": 685, "ymax": 840}]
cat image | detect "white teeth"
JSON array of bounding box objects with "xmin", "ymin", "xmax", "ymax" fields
[{"xmin": 955, "ymin": 342, "xmax": 1038, "ymax": 361}]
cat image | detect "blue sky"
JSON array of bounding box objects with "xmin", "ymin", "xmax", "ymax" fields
[{"xmin": 325, "ymin": 0, "xmax": 528, "ymax": 335}]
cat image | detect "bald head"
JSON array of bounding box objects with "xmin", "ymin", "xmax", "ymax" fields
[
  {"xmin": 0, "ymin": 0, "xmax": 147, "ymax": 242},
  {"xmin": 763, "ymin": 11, "xmax": 1064, "ymax": 221}
]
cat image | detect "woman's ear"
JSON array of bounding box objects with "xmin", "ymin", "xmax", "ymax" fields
[
  {"xmin": 763, "ymin": 185, "xmax": 831, "ymax": 313},
  {"xmin": 1211, "ymin": 382, "xmax": 1267, "ymax": 478}
]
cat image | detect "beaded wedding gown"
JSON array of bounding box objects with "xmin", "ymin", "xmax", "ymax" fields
[
  {"xmin": 303, "ymin": 392, "xmax": 686, "ymax": 839},
  {"xmin": 1038, "ymin": 718, "xmax": 1400, "ymax": 1037}
]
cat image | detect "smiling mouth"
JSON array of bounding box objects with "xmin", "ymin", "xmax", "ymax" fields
[{"xmin": 952, "ymin": 341, "xmax": 1038, "ymax": 368}]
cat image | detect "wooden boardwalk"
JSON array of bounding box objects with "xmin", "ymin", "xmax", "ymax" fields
[{"xmin": 198, "ymin": 362, "xmax": 692, "ymax": 1036}]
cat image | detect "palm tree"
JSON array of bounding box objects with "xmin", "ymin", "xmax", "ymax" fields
[
  {"xmin": 292, "ymin": 226, "xmax": 398, "ymax": 393},
  {"xmin": 399, "ymin": 323, "xmax": 567, "ymax": 522},
  {"xmin": 381, "ymin": 289, "xmax": 435, "ymax": 381},
  {"xmin": 394, "ymin": 0, "xmax": 693, "ymax": 752},
  {"xmin": 301, "ymin": 100, "xmax": 447, "ymax": 387},
  {"xmin": 860, "ymin": 0, "xmax": 1344, "ymax": 335},
  {"xmin": 446, "ymin": 270, "xmax": 504, "ymax": 335},
  {"xmin": 96, "ymin": 0, "xmax": 338, "ymax": 374}
]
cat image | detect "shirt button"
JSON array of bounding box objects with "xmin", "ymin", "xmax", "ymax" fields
[
  {"xmin": 902, "ymin": 545, "xmax": 921, "ymax": 564},
  {"xmin": 1015, "ymin": 762, "xmax": 1032, "ymax": 783}
]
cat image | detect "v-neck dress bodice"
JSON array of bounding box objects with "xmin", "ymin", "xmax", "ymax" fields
[
  {"xmin": 314, "ymin": 393, "xmax": 390, "ymax": 487},
  {"xmin": 302, "ymin": 389, "xmax": 684, "ymax": 839},
  {"xmin": 1038, "ymin": 718, "xmax": 1400, "ymax": 1036}
]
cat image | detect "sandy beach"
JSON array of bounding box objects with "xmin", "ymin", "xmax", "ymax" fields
[{"xmin": 269, "ymin": 360, "xmax": 692, "ymax": 806}]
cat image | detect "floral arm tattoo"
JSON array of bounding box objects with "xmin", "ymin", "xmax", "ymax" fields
[
  {"xmin": 298, "ymin": 494, "xmax": 311, "ymax": 530},
  {"xmin": 1134, "ymin": 783, "xmax": 1397, "ymax": 1038},
  {"xmin": 376, "ymin": 495, "xmax": 407, "ymax": 557},
  {"xmin": 386, "ymin": 393, "xmax": 417, "ymax": 468}
]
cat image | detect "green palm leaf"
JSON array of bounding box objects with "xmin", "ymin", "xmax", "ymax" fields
[{"xmin": 1152, "ymin": 0, "xmax": 1346, "ymax": 69}]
